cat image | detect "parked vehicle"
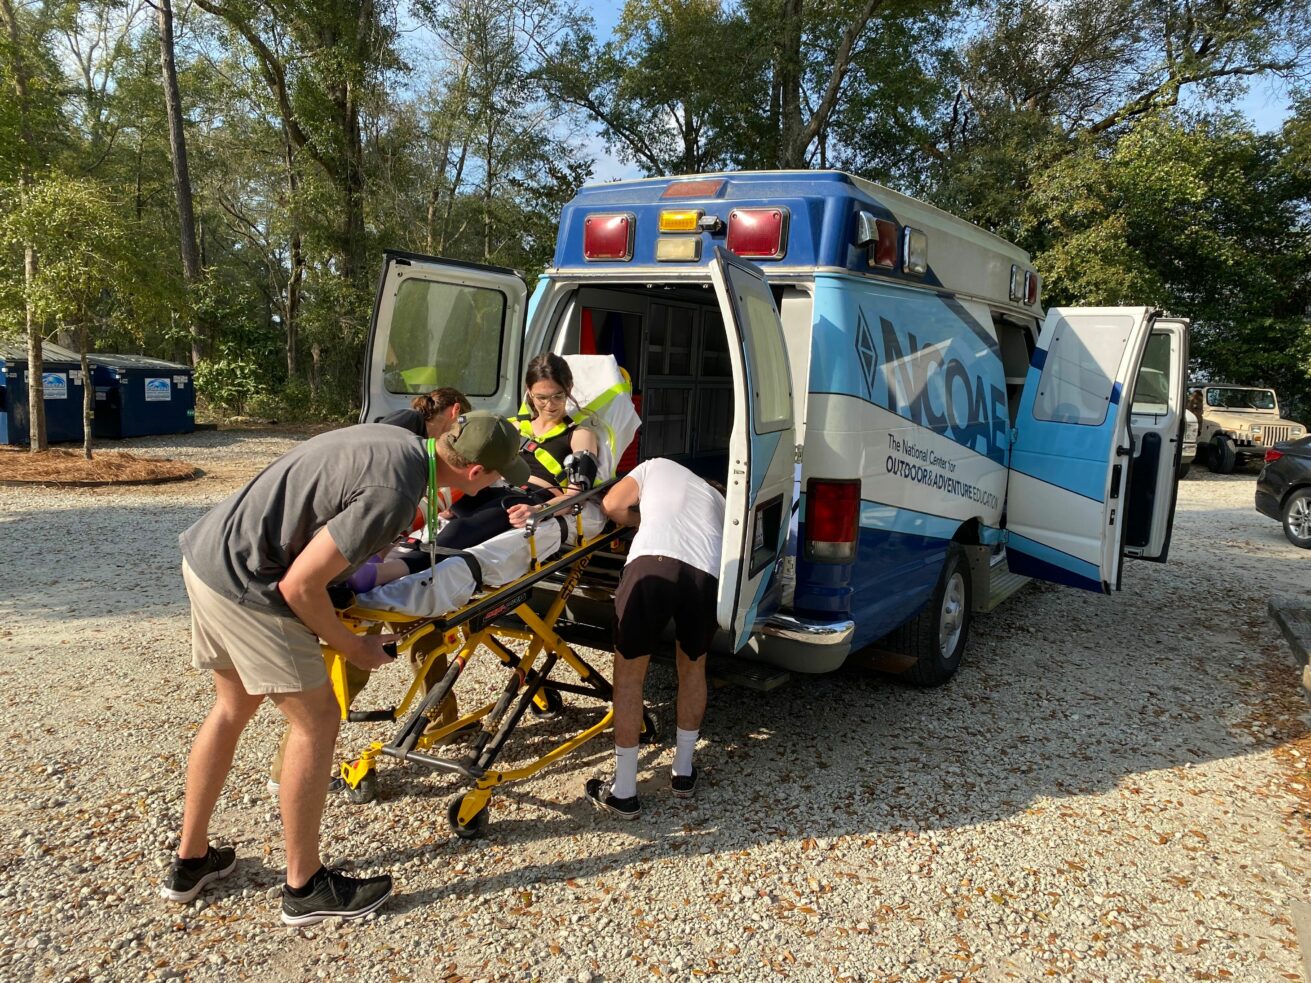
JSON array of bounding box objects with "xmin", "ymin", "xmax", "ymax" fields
[
  {"xmin": 362, "ymin": 171, "xmax": 1188, "ymax": 685},
  {"xmin": 1179, "ymin": 410, "xmax": 1198, "ymax": 480},
  {"xmin": 1256, "ymin": 437, "xmax": 1311, "ymax": 548},
  {"xmin": 1191, "ymin": 385, "xmax": 1305, "ymax": 474}
]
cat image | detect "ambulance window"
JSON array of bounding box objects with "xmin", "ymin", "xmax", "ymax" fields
[
  {"xmin": 735, "ymin": 284, "xmax": 791, "ymax": 433},
  {"xmin": 1130, "ymin": 332, "xmax": 1171, "ymax": 416},
  {"xmin": 1033, "ymin": 312, "xmax": 1134, "ymax": 427},
  {"xmin": 384, "ymin": 279, "xmax": 505, "ymax": 396}
]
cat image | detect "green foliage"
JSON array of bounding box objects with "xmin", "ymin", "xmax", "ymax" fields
[{"xmin": 194, "ymin": 345, "xmax": 270, "ymax": 417}]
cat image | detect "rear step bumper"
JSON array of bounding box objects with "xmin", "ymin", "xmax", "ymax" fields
[{"xmin": 749, "ymin": 613, "xmax": 855, "ymax": 674}]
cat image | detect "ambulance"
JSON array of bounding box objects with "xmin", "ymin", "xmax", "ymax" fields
[{"xmin": 361, "ymin": 171, "xmax": 1188, "ymax": 685}]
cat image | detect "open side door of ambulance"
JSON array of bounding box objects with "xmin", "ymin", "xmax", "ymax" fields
[
  {"xmin": 708, "ymin": 247, "xmax": 797, "ymax": 652},
  {"xmin": 361, "ymin": 250, "xmax": 526, "ymax": 421},
  {"xmin": 1005, "ymin": 307, "xmax": 1188, "ymax": 593}
]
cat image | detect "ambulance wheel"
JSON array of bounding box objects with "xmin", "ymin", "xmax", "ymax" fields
[
  {"xmin": 639, "ymin": 709, "xmax": 659, "ymax": 745},
  {"xmin": 528, "ymin": 688, "xmax": 564, "ymax": 719},
  {"xmin": 345, "ymin": 772, "xmax": 378, "ymax": 805},
  {"xmin": 447, "ymin": 795, "xmax": 488, "ymax": 839},
  {"xmin": 899, "ymin": 544, "xmax": 971, "ymax": 688},
  {"xmin": 1208, "ymin": 436, "xmax": 1237, "ymax": 474}
]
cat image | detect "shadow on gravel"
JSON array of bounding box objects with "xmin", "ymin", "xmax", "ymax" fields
[
  {"xmin": 355, "ymin": 528, "xmax": 1309, "ymax": 909},
  {"xmin": 0, "ymin": 502, "xmax": 208, "ymax": 621}
]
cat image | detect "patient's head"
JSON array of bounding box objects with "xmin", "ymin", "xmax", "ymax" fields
[{"xmin": 524, "ymin": 353, "xmax": 576, "ymax": 422}]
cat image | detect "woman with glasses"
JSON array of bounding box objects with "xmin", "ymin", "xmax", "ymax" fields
[{"xmin": 433, "ymin": 353, "xmax": 601, "ymax": 549}]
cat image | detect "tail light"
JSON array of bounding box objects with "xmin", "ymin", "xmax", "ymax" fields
[
  {"xmin": 1265, "ymin": 448, "xmax": 1283, "ymax": 463},
  {"xmin": 804, "ymin": 478, "xmax": 861, "ymax": 562}
]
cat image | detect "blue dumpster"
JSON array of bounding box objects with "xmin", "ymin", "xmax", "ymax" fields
[
  {"xmin": 91, "ymin": 354, "xmax": 195, "ymax": 438},
  {"xmin": 0, "ymin": 342, "xmax": 88, "ymax": 445}
]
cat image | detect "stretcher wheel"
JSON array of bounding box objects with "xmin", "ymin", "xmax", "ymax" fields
[
  {"xmin": 528, "ymin": 687, "xmax": 564, "ymax": 719},
  {"xmin": 639, "ymin": 709, "xmax": 659, "ymax": 745},
  {"xmin": 447, "ymin": 794, "xmax": 489, "ymax": 839},
  {"xmin": 345, "ymin": 772, "xmax": 378, "ymax": 805}
]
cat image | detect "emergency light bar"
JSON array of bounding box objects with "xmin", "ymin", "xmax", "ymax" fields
[
  {"xmin": 727, "ymin": 207, "xmax": 788, "ymax": 260},
  {"xmin": 583, "ymin": 213, "xmax": 634, "ymax": 261}
]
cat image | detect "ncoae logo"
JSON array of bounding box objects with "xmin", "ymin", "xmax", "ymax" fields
[{"xmin": 879, "ymin": 316, "xmax": 1007, "ymax": 464}]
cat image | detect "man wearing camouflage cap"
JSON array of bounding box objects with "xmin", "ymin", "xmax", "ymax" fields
[{"xmin": 161, "ymin": 412, "xmax": 526, "ymax": 924}]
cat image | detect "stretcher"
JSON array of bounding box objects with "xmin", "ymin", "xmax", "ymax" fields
[{"xmin": 324, "ymin": 480, "xmax": 651, "ymax": 838}]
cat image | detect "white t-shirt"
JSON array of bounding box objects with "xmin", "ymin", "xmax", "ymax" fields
[{"xmin": 625, "ymin": 458, "xmax": 725, "ymax": 577}]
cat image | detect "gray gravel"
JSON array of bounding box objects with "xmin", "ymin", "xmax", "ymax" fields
[{"xmin": 1, "ymin": 430, "xmax": 1309, "ymax": 982}]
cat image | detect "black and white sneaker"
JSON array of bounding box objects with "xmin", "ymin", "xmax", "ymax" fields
[
  {"xmin": 670, "ymin": 767, "xmax": 698, "ymax": 800},
  {"xmin": 281, "ymin": 867, "xmax": 393, "ymax": 926},
  {"xmin": 160, "ymin": 845, "xmax": 237, "ymax": 903},
  {"xmin": 584, "ymin": 777, "xmax": 641, "ymax": 820}
]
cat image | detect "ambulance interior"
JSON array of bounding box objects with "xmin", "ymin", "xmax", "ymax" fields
[{"xmin": 547, "ymin": 284, "xmax": 754, "ymax": 485}]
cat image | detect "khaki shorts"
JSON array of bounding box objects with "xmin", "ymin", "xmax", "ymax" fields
[{"xmin": 182, "ymin": 560, "xmax": 327, "ymax": 695}]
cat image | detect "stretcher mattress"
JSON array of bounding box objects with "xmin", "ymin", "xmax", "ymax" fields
[{"xmin": 355, "ymin": 503, "xmax": 606, "ymax": 617}]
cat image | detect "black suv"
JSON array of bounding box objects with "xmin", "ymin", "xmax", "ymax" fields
[{"xmin": 1255, "ymin": 436, "xmax": 1311, "ymax": 548}]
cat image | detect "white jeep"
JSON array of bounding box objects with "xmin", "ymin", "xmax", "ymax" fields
[{"xmin": 1190, "ymin": 385, "xmax": 1306, "ymax": 474}]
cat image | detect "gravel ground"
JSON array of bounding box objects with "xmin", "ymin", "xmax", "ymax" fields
[{"xmin": 2, "ymin": 430, "xmax": 1309, "ymax": 983}]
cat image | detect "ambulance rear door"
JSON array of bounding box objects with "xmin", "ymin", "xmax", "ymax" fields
[
  {"xmin": 708, "ymin": 247, "xmax": 797, "ymax": 651},
  {"xmin": 1005, "ymin": 307, "xmax": 1185, "ymax": 593},
  {"xmin": 361, "ymin": 250, "xmax": 526, "ymax": 421}
]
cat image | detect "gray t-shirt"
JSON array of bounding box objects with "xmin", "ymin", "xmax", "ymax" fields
[{"xmin": 180, "ymin": 424, "xmax": 427, "ymax": 612}]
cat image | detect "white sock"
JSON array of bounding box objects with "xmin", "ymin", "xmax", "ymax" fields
[
  {"xmin": 673, "ymin": 727, "xmax": 699, "ymax": 777},
  {"xmin": 612, "ymin": 744, "xmax": 639, "ymax": 799}
]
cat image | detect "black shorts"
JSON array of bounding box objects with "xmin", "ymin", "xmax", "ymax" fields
[{"xmin": 613, "ymin": 555, "xmax": 719, "ymax": 660}]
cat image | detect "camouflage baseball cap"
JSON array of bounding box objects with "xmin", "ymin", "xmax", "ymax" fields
[{"xmin": 451, "ymin": 411, "xmax": 530, "ymax": 485}]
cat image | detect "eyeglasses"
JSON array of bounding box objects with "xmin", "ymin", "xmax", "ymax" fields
[{"xmin": 529, "ymin": 391, "xmax": 567, "ymax": 406}]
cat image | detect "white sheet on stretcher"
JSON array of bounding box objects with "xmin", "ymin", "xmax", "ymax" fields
[{"xmin": 356, "ymin": 502, "xmax": 606, "ymax": 618}]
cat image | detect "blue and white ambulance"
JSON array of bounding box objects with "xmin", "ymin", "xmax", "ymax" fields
[{"xmin": 362, "ymin": 171, "xmax": 1188, "ymax": 685}]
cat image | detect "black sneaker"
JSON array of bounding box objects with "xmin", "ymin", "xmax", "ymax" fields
[
  {"xmin": 671, "ymin": 767, "xmax": 698, "ymax": 800},
  {"xmin": 160, "ymin": 845, "xmax": 237, "ymax": 903},
  {"xmin": 281, "ymin": 867, "xmax": 394, "ymax": 926},
  {"xmin": 584, "ymin": 777, "xmax": 640, "ymax": 820}
]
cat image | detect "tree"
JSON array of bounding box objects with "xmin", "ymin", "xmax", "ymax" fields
[
  {"xmin": 1028, "ymin": 114, "xmax": 1311, "ymax": 413},
  {"xmin": 154, "ymin": 0, "xmax": 204, "ymax": 365},
  {"xmin": 0, "ymin": 176, "xmax": 163, "ymax": 458},
  {"xmin": 1, "ymin": 0, "xmax": 67, "ymax": 451}
]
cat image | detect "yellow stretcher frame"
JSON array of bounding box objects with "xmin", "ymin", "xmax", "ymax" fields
[{"xmin": 323, "ymin": 481, "xmax": 645, "ymax": 837}]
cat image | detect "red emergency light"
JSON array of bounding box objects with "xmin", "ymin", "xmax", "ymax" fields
[
  {"xmin": 872, "ymin": 218, "xmax": 898, "ymax": 269},
  {"xmin": 1024, "ymin": 270, "xmax": 1040, "ymax": 305},
  {"xmin": 804, "ymin": 478, "xmax": 861, "ymax": 562},
  {"xmin": 727, "ymin": 207, "xmax": 788, "ymax": 260},
  {"xmin": 583, "ymin": 213, "xmax": 634, "ymax": 261}
]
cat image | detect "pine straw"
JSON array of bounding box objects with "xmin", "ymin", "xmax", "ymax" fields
[{"xmin": 0, "ymin": 446, "xmax": 199, "ymax": 485}]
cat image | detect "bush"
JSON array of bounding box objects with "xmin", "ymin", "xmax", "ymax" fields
[{"xmin": 194, "ymin": 347, "xmax": 269, "ymax": 416}]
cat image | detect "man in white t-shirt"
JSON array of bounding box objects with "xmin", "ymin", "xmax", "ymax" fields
[{"xmin": 586, "ymin": 458, "xmax": 725, "ymax": 819}]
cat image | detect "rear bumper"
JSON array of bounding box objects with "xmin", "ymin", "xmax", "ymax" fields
[
  {"xmin": 749, "ymin": 613, "xmax": 856, "ymax": 673},
  {"xmin": 1255, "ymin": 487, "xmax": 1282, "ymax": 522}
]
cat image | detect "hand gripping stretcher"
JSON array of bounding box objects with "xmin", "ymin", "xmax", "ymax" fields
[{"xmin": 325, "ymin": 355, "xmax": 648, "ymax": 837}]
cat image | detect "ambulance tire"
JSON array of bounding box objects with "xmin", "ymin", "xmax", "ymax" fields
[
  {"xmin": 898, "ymin": 545, "xmax": 971, "ymax": 688},
  {"xmin": 1208, "ymin": 436, "xmax": 1237, "ymax": 474}
]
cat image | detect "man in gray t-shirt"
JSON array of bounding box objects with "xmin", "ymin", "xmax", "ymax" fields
[{"xmin": 161, "ymin": 415, "xmax": 529, "ymax": 925}]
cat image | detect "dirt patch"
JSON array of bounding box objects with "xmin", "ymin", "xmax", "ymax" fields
[{"xmin": 0, "ymin": 446, "xmax": 199, "ymax": 486}]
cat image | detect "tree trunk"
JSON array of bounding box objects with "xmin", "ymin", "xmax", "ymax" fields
[
  {"xmin": 79, "ymin": 324, "xmax": 93, "ymax": 461},
  {"xmin": 157, "ymin": 0, "xmax": 204, "ymax": 366},
  {"xmin": 1, "ymin": 0, "xmax": 47, "ymax": 451},
  {"xmin": 777, "ymin": 0, "xmax": 804, "ymax": 168},
  {"xmin": 25, "ymin": 249, "xmax": 45, "ymax": 451},
  {"xmin": 283, "ymin": 132, "xmax": 302, "ymax": 378}
]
